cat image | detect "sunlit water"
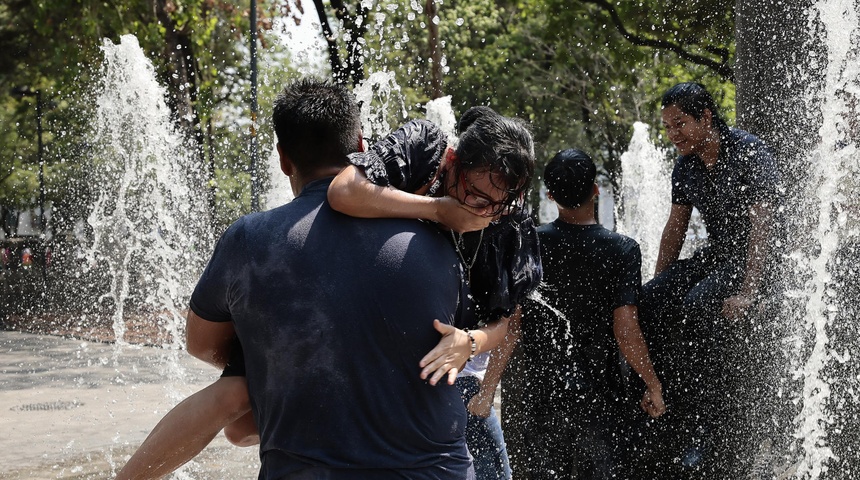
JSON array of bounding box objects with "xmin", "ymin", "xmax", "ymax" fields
[
  {"xmin": 262, "ymin": 142, "xmax": 294, "ymax": 210},
  {"xmin": 785, "ymin": 0, "xmax": 860, "ymax": 478},
  {"xmin": 615, "ymin": 122, "xmax": 707, "ymax": 280},
  {"xmin": 616, "ymin": 122, "xmax": 673, "ymax": 276},
  {"xmin": 10, "ymin": 0, "xmax": 860, "ymax": 477},
  {"xmin": 87, "ymin": 34, "xmax": 211, "ymax": 349},
  {"xmin": 84, "ymin": 34, "xmax": 218, "ymax": 476}
]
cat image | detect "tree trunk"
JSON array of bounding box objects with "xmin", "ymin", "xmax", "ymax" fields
[
  {"xmin": 153, "ymin": 0, "xmax": 199, "ymax": 136},
  {"xmin": 153, "ymin": 0, "xmax": 209, "ymax": 217},
  {"xmin": 425, "ymin": 0, "xmax": 443, "ymax": 99},
  {"xmin": 734, "ymin": 0, "xmax": 820, "ymax": 470},
  {"xmin": 312, "ymin": 0, "xmax": 346, "ymax": 83},
  {"xmin": 314, "ymin": 0, "xmax": 368, "ymax": 86},
  {"xmin": 337, "ymin": 0, "xmax": 369, "ymax": 87},
  {"xmin": 735, "ymin": 0, "xmax": 817, "ymax": 162}
]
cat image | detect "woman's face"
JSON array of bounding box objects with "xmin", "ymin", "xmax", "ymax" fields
[
  {"xmin": 661, "ymin": 104, "xmax": 712, "ymax": 157},
  {"xmin": 448, "ymin": 166, "xmax": 513, "ymax": 216}
]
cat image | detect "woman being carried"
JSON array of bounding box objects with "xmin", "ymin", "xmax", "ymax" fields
[{"xmin": 329, "ymin": 106, "xmax": 542, "ymax": 479}]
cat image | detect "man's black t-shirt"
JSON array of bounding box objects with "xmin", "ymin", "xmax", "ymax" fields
[
  {"xmin": 190, "ymin": 178, "xmax": 474, "ymax": 479},
  {"xmin": 521, "ymin": 221, "xmax": 641, "ymax": 411},
  {"xmin": 671, "ymin": 127, "xmax": 779, "ymax": 261}
]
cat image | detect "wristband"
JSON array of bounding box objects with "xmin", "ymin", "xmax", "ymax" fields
[{"xmin": 464, "ymin": 329, "xmax": 477, "ymax": 362}]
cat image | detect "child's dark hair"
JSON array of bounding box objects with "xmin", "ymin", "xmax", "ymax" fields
[{"xmin": 543, "ymin": 149, "xmax": 596, "ymax": 208}]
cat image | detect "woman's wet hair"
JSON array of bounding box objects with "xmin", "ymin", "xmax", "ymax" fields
[
  {"xmin": 456, "ymin": 106, "xmax": 498, "ymax": 135},
  {"xmin": 543, "ymin": 148, "xmax": 596, "ymax": 209},
  {"xmin": 453, "ymin": 106, "xmax": 535, "ymax": 207},
  {"xmin": 662, "ymin": 82, "xmax": 728, "ymax": 132}
]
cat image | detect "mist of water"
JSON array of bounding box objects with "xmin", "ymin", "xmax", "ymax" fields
[
  {"xmin": 616, "ymin": 122, "xmax": 673, "ymax": 277},
  {"xmin": 615, "ymin": 122, "xmax": 707, "ymax": 281},
  {"xmin": 425, "ymin": 95, "xmax": 458, "ymax": 140},
  {"xmin": 262, "ymin": 142, "xmax": 294, "ymax": 210},
  {"xmin": 86, "ymin": 34, "xmax": 211, "ymax": 351},
  {"xmin": 354, "ymin": 71, "xmax": 408, "ymax": 142},
  {"xmin": 788, "ymin": 1, "xmax": 860, "ymax": 478}
]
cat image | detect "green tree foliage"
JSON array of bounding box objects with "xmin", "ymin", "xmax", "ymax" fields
[
  {"xmin": 0, "ymin": 0, "xmax": 302, "ymax": 233},
  {"xmin": 575, "ymin": 0, "xmax": 735, "ymax": 80},
  {"xmin": 0, "ymin": 0, "xmax": 739, "ymax": 232},
  {"xmin": 360, "ymin": 0, "xmax": 735, "ymax": 196}
]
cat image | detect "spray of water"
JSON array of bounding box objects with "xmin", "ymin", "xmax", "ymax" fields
[
  {"xmin": 528, "ymin": 290, "xmax": 573, "ymax": 355},
  {"xmin": 616, "ymin": 122, "xmax": 673, "ymax": 277},
  {"xmin": 86, "ymin": 34, "xmax": 211, "ymax": 352},
  {"xmin": 263, "ymin": 141, "xmax": 294, "ymax": 210},
  {"xmin": 425, "ymin": 95, "xmax": 458, "ymax": 140},
  {"xmin": 615, "ymin": 122, "xmax": 709, "ymax": 283},
  {"xmin": 353, "ymin": 71, "xmax": 408, "ymax": 142},
  {"xmin": 791, "ymin": 1, "xmax": 860, "ymax": 477}
]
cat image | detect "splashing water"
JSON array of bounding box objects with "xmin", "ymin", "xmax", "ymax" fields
[
  {"xmin": 425, "ymin": 95, "xmax": 458, "ymax": 140},
  {"xmin": 528, "ymin": 290, "xmax": 573, "ymax": 356},
  {"xmin": 616, "ymin": 122, "xmax": 673, "ymax": 277},
  {"xmin": 86, "ymin": 34, "xmax": 211, "ymax": 350},
  {"xmin": 615, "ymin": 122, "xmax": 706, "ymax": 280},
  {"xmin": 790, "ymin": 1, "xmax": 860, "ymax": 478},
  {"xmin": 354, "ymin": 71, "xmax": 408, "ymax": 142},
  {"xmin": 263, "ymin": 141, "xmax": 294, "ymax": 210}
]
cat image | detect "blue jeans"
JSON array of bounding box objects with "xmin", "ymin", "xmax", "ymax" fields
[{"xmin": 456, "ymin": 375, "xmax": 512, "ymax": 480}]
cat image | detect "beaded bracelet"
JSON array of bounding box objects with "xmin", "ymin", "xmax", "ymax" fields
[{"xmin": 464, "ymin": 329, "xmax": 477, "ymax": 362}]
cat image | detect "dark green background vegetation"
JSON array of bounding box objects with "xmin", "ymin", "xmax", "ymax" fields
[{"xmin": 0, "ymin": 0, "xmax": 736, "ymax": 231}]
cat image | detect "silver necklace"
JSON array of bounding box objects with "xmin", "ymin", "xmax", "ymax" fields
[{"xmin": 450, "ymin": 229, "xmax": 484, "ymax": 283}]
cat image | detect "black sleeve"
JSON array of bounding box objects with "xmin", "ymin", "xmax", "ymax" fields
[
  {"xmin": 671, "ymin": 159, "xmax": 693, "ymax": 205},
  {"xmin": 508, "ymin": 214, "xmax": 543, "ymax": 305},
  {"xmin": 347, "ymin": 119, "xmax": 449, "ymax": 193},
  {"xmin": 613, "ymin": 238, "xmax": 642, "ymax": 309},
  {"xmin": 189, "ymin": 219, "xmax": 246, "ymax": 323},
  {"xmin": 743, "ymin": 140, "xmax": 781, "ymax": 206},
  {"xmin": 471, "ymin": 211, "xmax": 543, "ymax": 321}
]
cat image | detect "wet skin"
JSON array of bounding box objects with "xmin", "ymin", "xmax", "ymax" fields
[
  {"xmin": 445, "ymin": 165, "xmax": 513, "ymax": 218},
  {"xmin": 661, "ymin": 104, "xmax": 713, "ymax": 159}
]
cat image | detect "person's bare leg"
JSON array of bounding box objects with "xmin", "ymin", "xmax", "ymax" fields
[{"xmin": 116, "ymin": 376, "xmax": 251, "ymax": 480}]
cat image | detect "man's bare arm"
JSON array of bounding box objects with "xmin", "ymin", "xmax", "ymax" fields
[
  {"xmin": 613, "ymin": 305, "xmax": 665, "ymax": 418},
  {"xmin": 186, "ymin": 310, "xmax": 236, "ymax": 369},
  {"xmin": 654, "ymin": 204, "xmax": 693, "ymax": 276},
  {"xmin": 722, "ymin": 201, "xmax": 774, "ymax": 320}
]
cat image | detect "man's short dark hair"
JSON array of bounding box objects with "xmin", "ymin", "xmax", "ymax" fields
[
  {"xmin": 662, "ymin": 82, "xmax": 728, "ymax": 132},
  {"xmin": 272, "ymin": 78, "xmax": 361, "ymax": 175},
  {"xmin": 543, "ymin": 149, "xmax": 596, "ymax": 208},
  {"xmin": 454, "ymin": 106, "xmax": 535, "ymax": 205}
]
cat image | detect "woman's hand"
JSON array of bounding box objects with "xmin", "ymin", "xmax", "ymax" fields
[
  {"xmin": 434, "ymin": 196, "xmax": 493, "ymax": 233},
  {"xmin": 419, "ymin": 320, "xmax": 471, "ymax": 386}
]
